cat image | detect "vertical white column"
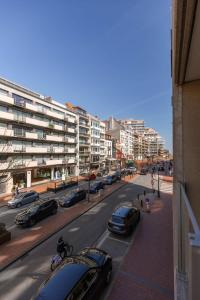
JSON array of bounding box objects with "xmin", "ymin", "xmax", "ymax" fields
[
  {"xmin": 51, "ymin": 167, "xmax": 54, "ymax": 180},
  {"xmin": 26, "ymin": 170, "xmax": 31, "ymax": 188}
]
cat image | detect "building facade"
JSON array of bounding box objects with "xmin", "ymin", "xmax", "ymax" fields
[
  {"xmin": 0, "ymin": 78, "xmax": 78, "ymax": 193},
  {"xmin": 172, "ymin": 1, "xmax": 200, "ymax": 299},
  {"xmin": 66, "ymin": 103, "xmax": 91, "ymax": 174},
  {"xmin": 90, "ymin": 115, "xmax": 100, "ymax": 170}
]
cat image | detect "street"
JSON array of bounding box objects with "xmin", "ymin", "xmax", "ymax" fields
[{"xmin": 0, "ymin": 175, "xmax": 153, "ymax": 300}]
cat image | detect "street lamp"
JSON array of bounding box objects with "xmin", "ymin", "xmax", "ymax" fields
[{"xmin": 157, "ymin": 167, "xmax": 160, "ymax": 198}]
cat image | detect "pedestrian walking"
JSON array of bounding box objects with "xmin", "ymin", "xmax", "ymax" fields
[
  {"xmin": 15, "ymin": 185, "xmax": 19, "ymax": 195},
  {"xmin": 145, "ymin": 197, "xmax": 150, "ymax": 213},
  {"xmin": 140, "ymin": 198, "xmax": 143, "ymax": 208}
]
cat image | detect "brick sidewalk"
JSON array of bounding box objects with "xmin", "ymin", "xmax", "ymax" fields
[
  {"xmin": 107, "ymin": 192, "xmax": 174, "ymax": 300},
  {"xmin": 0, "ymin": 175, "xmax": 137, "ymax": 271}
]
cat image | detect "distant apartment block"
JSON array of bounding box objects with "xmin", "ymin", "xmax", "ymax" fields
[{"xmin": 66, "ymin": 103, "xmax": 91, "ymax": 174}]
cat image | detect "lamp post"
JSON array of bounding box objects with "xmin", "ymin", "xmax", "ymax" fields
[{"xmin": 157, "ymin": 168, "xmax": 160, "ymax": 198}]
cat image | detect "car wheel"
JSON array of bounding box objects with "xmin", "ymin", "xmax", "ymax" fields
[
  {"xmin": 16, "ymin": 203, "xmax": 22, "ymax": 208},
  {"xmin": 52, "ymin": 208, "xmax": 57, "ymax": 215},
  {"xmin": 105, "ymin": 269, "xmax": 112, "ymax": 284}
]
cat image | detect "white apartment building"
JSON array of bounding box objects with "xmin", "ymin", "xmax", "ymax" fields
[
  {"xmin": 66, "ymin": 104, "xmax": 91, "ymax": 174},
  {"xmin": 0, "ymin": 78, "xmax": 78, "ymax": 193},
  {"xmin": 100, "ymin": 121, "xmax": 106, "ymax": 168},
  {"xmin": 144, "ymin": 127, "xmax": 165, "ymax": 157},
  {"xmin": 120, "ymin": 119, "xmax": 145, "ymax": 135},
  {"xmin": 90, "ymin": 115, "xmax": 100, "ymax": 169}
]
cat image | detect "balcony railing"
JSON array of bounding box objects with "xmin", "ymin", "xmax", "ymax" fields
[{"xmin": 177, "ymin": 182, "xmax": 200, "ymax": 299}]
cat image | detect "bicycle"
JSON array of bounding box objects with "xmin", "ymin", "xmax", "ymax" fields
[{"xmin": 50, "ymin": 243, "xmax": 74, "ymax": 271}]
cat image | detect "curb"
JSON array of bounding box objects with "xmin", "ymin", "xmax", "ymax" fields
[{"xmin": 0, "ymin": 179, "xmax": 134, "ymax": 272}]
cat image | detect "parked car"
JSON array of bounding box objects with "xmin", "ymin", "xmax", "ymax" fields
[
  {"xmin": 59, "ymin": 190, "xmax": 87, "ymax": 207},
  {"xmin": 89, "ymin": 181, "xmax": 105, "ymax": 193},
  {"xmin": 127, "ymin": 166, "xmax": 137, "ymax": 173},
  {"xmin": 7, "ymin": 191, "xmax": 39, "ymax": 208},
  {"xmin": 15, "ymin": 199, "xmax": 58, "ymax": 227},
  {"xmin": 140, "ymin": 168, "xmax": 148, "ymax": 175},
  {"xmin": 108, "ymin": 206, "xmax": 140, "ymax": 235},
  {"xmin": 113, "ymin": 171, "xmax": 121, "ymax": 180},
  {"xmin": 103, "ymin": 175, "xmax": 117, "ymax": 185},
  {"xmin": 34, "ymin": 247, "xmax": 112, "ymax": 300}
]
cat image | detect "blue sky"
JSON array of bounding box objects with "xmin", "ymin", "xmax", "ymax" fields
[{"xmin": 0, "ymin": 0, "xmax": 172, "ymax": 150}]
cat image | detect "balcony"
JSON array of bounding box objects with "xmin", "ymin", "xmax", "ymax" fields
[
  {"xmin": 79, "ymin": 131, "xmax": 90, "ymax": 137},
  {"xmin": 67, "ymin": 158, "xmax": 76, "ymax": 164},
  {"xmin": 54, "ymin": 124, "xmax": 64, "ymax": 131},
  {"xmin": 46, "ymin": 110, "xmax": 64, "ymax": 120},
  {"xmin": 66, "ymin": 127, "xmax": 76, "ymax": 134},
  {"xmin": 25, "ymin": 132, "xmax": 38, "ymax": 139},
  {"xmin": 25, "ymin": 102, "xmax": 38, "ymax": 113},
  {"xmin": 45, "ymin": 159, "xmax": 63, "ymax": 166},
  {"xmin": 46, "ymin": 135, "xmax": 63, "ymax": 142},
  {"xmin": 79, "ymin": 122, "xmax": 89, "ymax": 128},
  {"xmin": 65, "ymin": 148, "xmax": 76, "ymax": 153},
  {"xmin": 0, "ymin": 145, "xmax": 14, "ymax": 152},
  {"xmin": 0, "ymin": 128, "xmax": 14, "ymax": 137},
  {"xmin": 26, "ymin": 146, "xmax": 48, "ymax": 153},
  {"xmin": 79, "ymin": 142, "xmax": 90, "ymax": 147},
  {"xmin": 54, "ymin": 147, "xmax": 64, "ymax": 153},
  {"xmin": 65, "ymin": 137, "xmax": 76, "ymax": 143},
  {"xmin": 177, "ymin": 183, "xmax": 200, "ymax": 299},
  {"xmin": 26, "ymin": 117, "xmax": 48, "ymax": 128},
  {"xmin": 0, "ymin": 94, "xmax": 14, "ymax": 105},
  {"xmin": 0, "ymin": 111, "xmax": 14, "ymax": 121},
  {"xmin": 79, "ymin": 151, "xmax": 90, "ymax": 156},
  {"xmin": 65, "ymin": 116, "xmax": 76, "ymax": 123}
]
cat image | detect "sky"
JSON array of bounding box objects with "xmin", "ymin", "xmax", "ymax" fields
[{"xmin": 0, "ymin": 0, "xmax": 172, "ymax": 150}]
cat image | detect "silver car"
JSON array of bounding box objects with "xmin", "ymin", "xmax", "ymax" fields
[{"xmin": 7, "ymin": 191, "xmax": 39, "ymax": 208}]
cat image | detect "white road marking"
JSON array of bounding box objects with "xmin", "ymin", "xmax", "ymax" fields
[
  {"xmin": 96, "ymin": 230, "xmax": 110, "ymax": 248},
  {"xmin": 107, "ymin": 236, "xmax": 130, "ymax": 245}
]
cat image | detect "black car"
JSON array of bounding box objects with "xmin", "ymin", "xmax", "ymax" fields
[
  {"xmin": 59, "ymin": 190, "xmax": 86, "ymax": 207},
  {"xmin": 89, "ymin": 181, "xmax": 104, "ymax": 193},
  {"xmin": 140, "ymin": 168, "xmax": 148, "ymax": 175},
  {"xmin": 103, "ymin": 175, "xmax": 117, "ymax": 185},
  {"xmin": 108, "ymin": 206, "xmax": 140, "ymax": 235},
  {"xmin": 7, "ymin": 191, "xmax": 39, "ymax": 208},
  {"xmin": 15, "ymin": 199, "xmax": 58, "ymax": 227},
  {"xmin": 34, "ymin": 247, "xmax": 112, "ymax": 300}
]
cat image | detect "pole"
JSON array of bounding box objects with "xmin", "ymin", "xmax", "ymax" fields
[
  {"xmin": 88, "ymin": 178, "xmax": 90, "ymax": 202},
  {"xmin": 157, "ymin": 168, "xmax": 160, "ymax": 198}
]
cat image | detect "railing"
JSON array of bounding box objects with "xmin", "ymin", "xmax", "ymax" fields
[
  {"xmin": 180, "ymin": 183, "xmax": 200, "ymax": 245},
  {"xmin": 177, "ymin": 182, "xmax": 200, "ymax": 300}
]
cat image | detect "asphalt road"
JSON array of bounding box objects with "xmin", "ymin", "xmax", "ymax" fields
[{"xmin": 0, "ymin": 174, "xmax": 152, "ymax": 300}]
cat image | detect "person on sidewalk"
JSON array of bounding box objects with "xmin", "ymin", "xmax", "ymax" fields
[
  {"xmin": 145, "ymin": 197, "xmax": 151, "ymax": 213},
  {"xmin": 15, "ymin": 185, "xmax": 19, "ymax": 196}
]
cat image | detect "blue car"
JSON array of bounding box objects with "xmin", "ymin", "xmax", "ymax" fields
[
  {"xmin": 58, "ymin": 190, "xmax": 86, "ymax": 207},
  {"xmin": 89, "ymin": 181, "xmax": 104, "ymax": 193},
  {"xmin": 104, "ymin": 175, "xmax": 117, "ymax": 185}
]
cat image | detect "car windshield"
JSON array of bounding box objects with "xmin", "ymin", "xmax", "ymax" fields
[
  {"xmin": 112, "ymin": 215, "xmax": 125, "ymax": 224},
  {"xmin": 64, "ymin": 192, "xmax": 76, "ymax": 200},
  {"xmin": 27, "ymin": 205, "xmax": 39, "ymax": 213},
  {"xmin": 106, "ymin": 176, "xmax": 112, "ymax": 179},
  {"xmin": 14, "ymin": 193, "xmax": 26, "ymax": 199}
]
